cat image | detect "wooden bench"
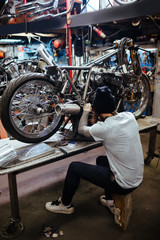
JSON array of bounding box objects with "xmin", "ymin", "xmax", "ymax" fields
[{"xmin": 113, "ymin": 192, "xmax": 133, "ymax": 231}]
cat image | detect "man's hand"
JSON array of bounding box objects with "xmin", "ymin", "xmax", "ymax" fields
[
  {"xmin": 83, "ymin": 103, "xmax": 92, "ymax": 112},
  {"xmin": 83, "ymin": 103, "xmax": 99, "ymax": 125}
]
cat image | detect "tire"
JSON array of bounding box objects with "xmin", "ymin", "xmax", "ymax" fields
[
  {"xmin": 114, "ymin": 0, "xmax": 138, "ymax": 5},
  {"xmin": 123, "ymin": 72, "xmax": 150, "ymax": 119},
  {"xmin": 0, "ymin": 73, "xmax": 64, "ymax": 143}
]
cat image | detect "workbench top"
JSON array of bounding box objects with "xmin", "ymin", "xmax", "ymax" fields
[
  {"xmin": 0, "ymin": 116, "xmax": 159, "ymax": 175},
  {"xmin": 137, "ymin": 116, "xmax": 160, "ymax": 132}
]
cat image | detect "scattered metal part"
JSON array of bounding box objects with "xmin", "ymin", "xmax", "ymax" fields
[
  {"xmin": 51, "ymin": 140, "xmax": 69, "ymax": 154},
  {"xmin": 41, "ymin": 225, "xmax": 63, "ymax": 238}
]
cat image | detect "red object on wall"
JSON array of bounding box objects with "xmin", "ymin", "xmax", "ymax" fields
[
  {"xmin": 142, "ymin": 66, "xmax": 147, "ymax": 73},
  {"xmin": 0, "ymin": 50, "xmax": 4, "ymax": 58},
  {"xmin": 93, "ymin": 26, "xmax": 106, "ymax": 39},
  {"xmin": 53, "ymin": 39, "xmax": 65, "ymax": 49}
]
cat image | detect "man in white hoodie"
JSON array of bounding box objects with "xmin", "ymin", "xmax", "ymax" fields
[{"xmin": 45, "ymin": 86, "xmax": 144, "ymax": 214}]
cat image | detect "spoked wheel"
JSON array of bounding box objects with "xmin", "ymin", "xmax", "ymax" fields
[
  {"xmin": 0, "ymin": 73, "xmax": 64, "ymax": 143},
  {"xmin": 114, "ymin": 0, "xmax": 138, "ymax": 5},
  {"xmin": 123, "ymin": 73, "xmax": 150, "ymax": 119}
]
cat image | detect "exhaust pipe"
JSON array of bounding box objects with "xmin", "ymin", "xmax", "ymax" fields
[{"xmin": 55, "ymin": 103, "xmax": 81, "ymax": 115}]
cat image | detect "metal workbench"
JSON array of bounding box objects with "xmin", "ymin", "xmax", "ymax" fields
[{"xmin": 0, "ymin": 116, "xmax": 160, "ymax": 239}]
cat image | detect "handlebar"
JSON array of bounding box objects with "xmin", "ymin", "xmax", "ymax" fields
[
  {"xmin": 16, "ymin": 0, "xmax": 75, "ymax": 22},
  {"xmin": 17, "ymin": 0, "xmax": 58, "ymax": 11},
  {"xmin": 37, "ymin": 44, "xmax": 56, "ymax": 66},
  {"xmin": 16, "ymin": 0, "xmax": 58, "ymax": 14},
  {"xmin": 0, "ymin": 0, "xmax": 75, "ymax": 22}
]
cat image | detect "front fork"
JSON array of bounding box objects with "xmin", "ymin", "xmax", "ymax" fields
[{"xmin": 129, "ymin": 40, "xmax": 142, "ymax": 77}]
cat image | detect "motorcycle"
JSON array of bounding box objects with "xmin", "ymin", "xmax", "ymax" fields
[{"xmin": 0, "ymin": 37, "xmax": 150, "ymax": 143}]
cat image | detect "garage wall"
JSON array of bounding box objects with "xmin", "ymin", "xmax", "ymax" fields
[{"xmin": 153, "ymin": 40, "xmax": 160, "ymax": 118}]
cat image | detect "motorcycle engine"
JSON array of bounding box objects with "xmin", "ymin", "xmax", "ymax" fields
[
  {"xmin": 84, "ymin": 67, "xmax": 124, "ymax": 105},
  {"xmin": 3, "ymin": 59, "xmax": 19, "ymax": 79},
  {"xmin": 89, "ymin": 67, "xmax": 123, "ymax": 93}
]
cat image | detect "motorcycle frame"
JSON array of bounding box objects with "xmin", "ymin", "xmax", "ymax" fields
[
  {"xmin": 37, "ymin": 39, "xmax": 139, "ymax": 109},
  {"xmin": 61, "ymin": 49, "xmax": 119, "ymax": 104}
]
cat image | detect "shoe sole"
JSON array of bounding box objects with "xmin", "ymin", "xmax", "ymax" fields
[{"xmin": 100, "ymin": 197, "xmax": 115, "ymax": 214}]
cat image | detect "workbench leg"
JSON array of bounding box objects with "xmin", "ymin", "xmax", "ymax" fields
[
  {"xmin": 0, "ymin": 173, "xmax": 24, "ymax": 239},
  {"xmin": 144, "ymin": 127, "xmax": 157, "ymax": 165}
]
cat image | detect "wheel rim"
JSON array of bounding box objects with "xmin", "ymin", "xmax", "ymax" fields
[
  {"xmin": 123, "ymin": 74, "xmax": 150, "ymax": 118},
  {"xmin": 9, "ymin": 80, "xmax": 62, "ymax": 139}
]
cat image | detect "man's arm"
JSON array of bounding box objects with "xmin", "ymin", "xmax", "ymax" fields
[{"xmin": 78, "ymin": 104, "xmax": 94, "ymax": 139}]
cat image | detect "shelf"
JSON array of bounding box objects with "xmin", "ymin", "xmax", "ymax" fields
[
  {"xmin": 70, "ymin": 0, "xmax": 160, "ymax": 28},
  {"xmin": 0, "ymin": 17, "xmax": 66, "ymax": 36}
]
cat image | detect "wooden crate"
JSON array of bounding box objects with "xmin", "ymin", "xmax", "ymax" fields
[{"xmin": 113, "ymin": 192, "xmax": 133, "ymax": 231}]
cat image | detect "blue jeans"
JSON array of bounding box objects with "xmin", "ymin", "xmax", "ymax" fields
[{"xmin": 61, "ymin": 156, "xmax": 136, "ymax": 205}]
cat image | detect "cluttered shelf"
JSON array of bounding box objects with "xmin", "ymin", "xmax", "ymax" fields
[{"xmin": 0, "ymin": 0, "xmax": 159, "ymax": 36}]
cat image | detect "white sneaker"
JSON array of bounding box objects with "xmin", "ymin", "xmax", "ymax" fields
[
  {"xmin": 100, "ymin": 195, "xmax": 115, "ymax": 214},
  {"xmin": 45, "ymin": 197, "xmax": 74, "ymax": 214}
]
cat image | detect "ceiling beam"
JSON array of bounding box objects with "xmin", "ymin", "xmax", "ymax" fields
[{"xmin": 70, "ymin": 0, "xmax": 160, "ymax": 28}]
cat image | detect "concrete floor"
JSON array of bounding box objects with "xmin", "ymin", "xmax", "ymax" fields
[{"xmin": 0, "ymin": 132, "xmax": 160, "ymax": 240}]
